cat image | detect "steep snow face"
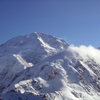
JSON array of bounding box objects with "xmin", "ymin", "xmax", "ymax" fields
[
  {"xmin": 0, "ymin": 32, "xmax": 68, "ymax": 54},
  {"xmin": 0, "ymin": 33, "xmax": 100, "ymax": 100},
  {"xmin": 0, "ymin": 32, "xmax": 68, "ymax": 64}
]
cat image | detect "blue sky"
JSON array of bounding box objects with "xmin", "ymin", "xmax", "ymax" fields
[{"xmin": 0, "ymin": 0, "xmax": 100, "ymax": 47}]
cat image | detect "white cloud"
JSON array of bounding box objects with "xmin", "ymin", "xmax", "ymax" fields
[{"xmin": 68, "ymin": 45, "xmax": 100, "ymax": 64}]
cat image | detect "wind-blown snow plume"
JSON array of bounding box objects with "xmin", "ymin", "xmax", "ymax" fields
[{"xmin": 68, "ymin": 45, "xmax": 100, "ymax": 64}]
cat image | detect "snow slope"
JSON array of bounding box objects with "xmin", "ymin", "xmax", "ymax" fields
[
  {"xmin": 0, "ymin": 32, "xmax": 100, "ymax": 100},
  {"xmin": 13, "ymin": 54, "xmax": 33, "ymax": 69}
]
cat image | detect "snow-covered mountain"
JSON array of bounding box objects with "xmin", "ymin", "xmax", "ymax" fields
[{"xmin": 0, "ymin": 32, "xmax": 100, "ymax": 100}]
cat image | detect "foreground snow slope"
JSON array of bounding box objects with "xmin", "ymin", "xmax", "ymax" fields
[{"xmin": 0, "ymin": 32, "xmax": 100, "ymax": 100}]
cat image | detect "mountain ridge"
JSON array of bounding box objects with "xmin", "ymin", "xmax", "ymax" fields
[{"xmin": 0, "ymin": 32, "xmax": 100, "ymax": 100}]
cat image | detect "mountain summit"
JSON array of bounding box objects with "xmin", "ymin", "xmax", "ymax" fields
[{"xmin": 0, "ymin": 33, "xmax": 100, "ymax": 100}]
